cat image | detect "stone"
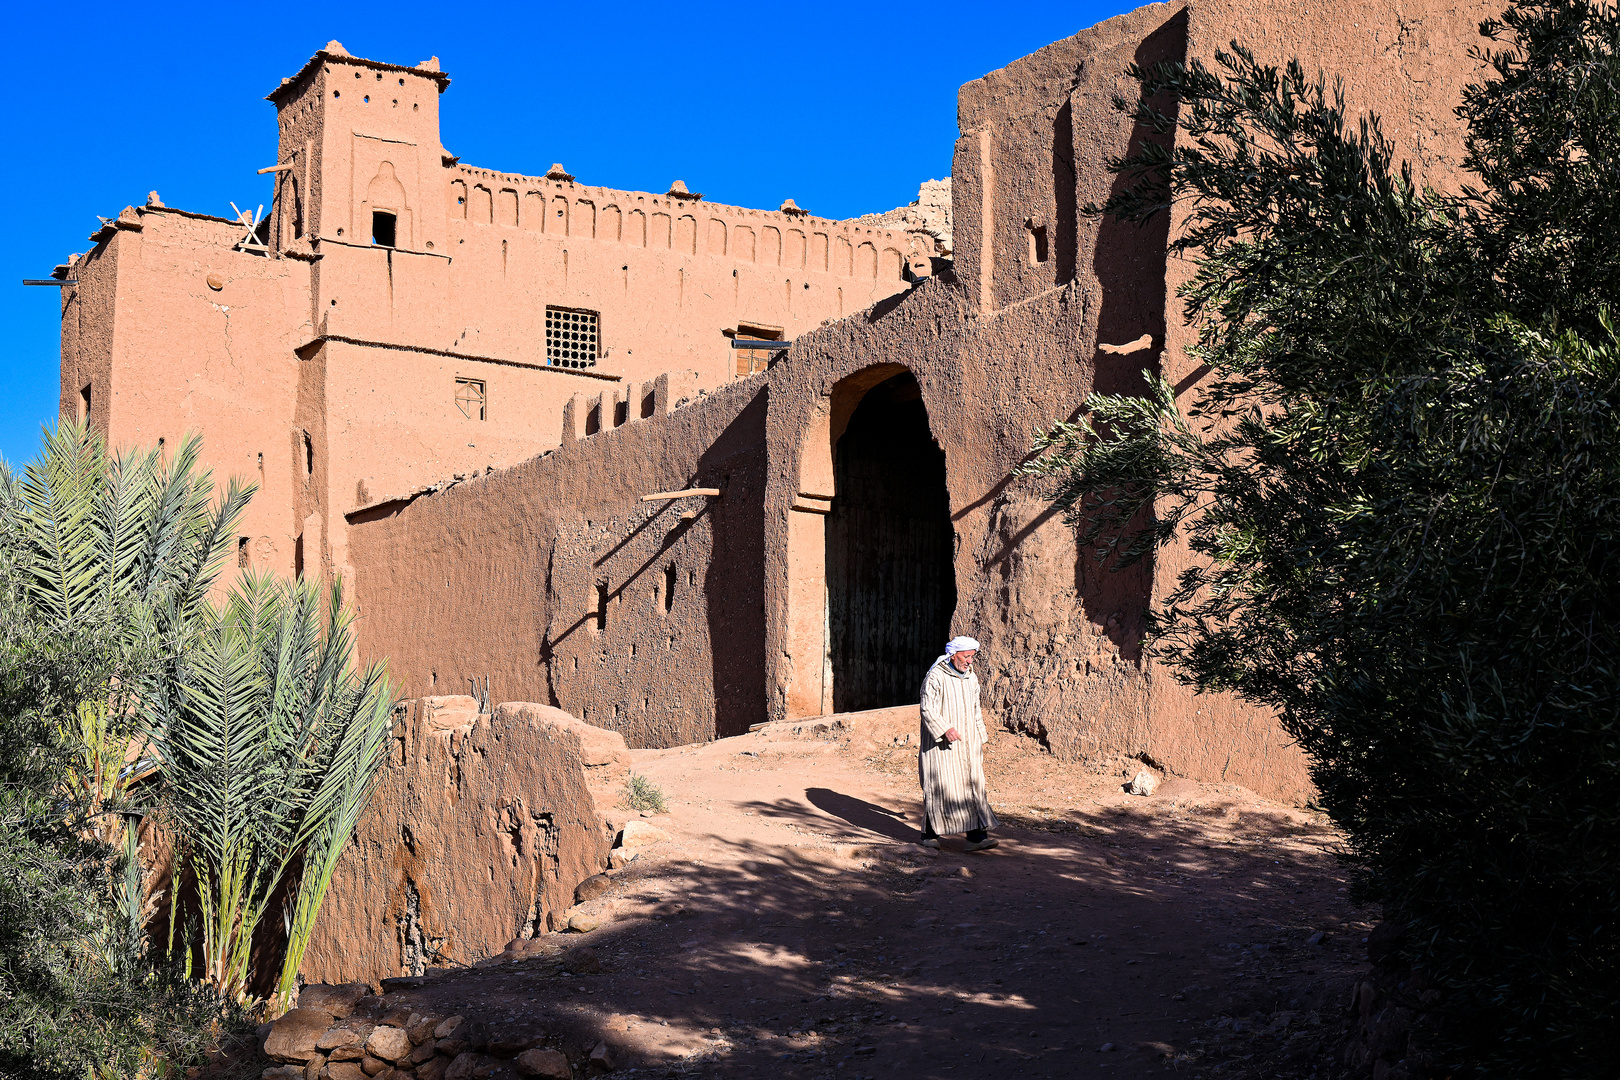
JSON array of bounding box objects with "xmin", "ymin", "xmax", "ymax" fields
[
  {"xmin": 330, "ymin": 1047, "xmax": 367, "ymax": 1063},
  {"xmin": 514, "ymin": 1049, "xmax": 572, "ymax": 1079},
  {"xmin": 407, "ymin": 1017, "xmax": 442, "ymax": 1045},
  {"xmin": 410, "ymin": 1041, "xmax": 438, "ymax": 1066},
  {"xmin": 265, "ymin": 1009, "xmax": 337, "ymax": 1064},
  {"xmin": 434, "ymin": 1017, "xmax": 467, "ymax": 1040},
  {"xmin": 362, "ymin": 1059, "xmax": 387, "ymax": 1077},
  {"xmin": 265, "ymin": 1068, "xmax": 304, "ymax": 1080},
  {"xmin": 617, "ymin": 821, "xmax": 669, "ymax": 849},
  {"xmin": 318, "ymin": 1026, "xmax": 373, "ymax": 1051},
  {"xmin": 350, "ymin": 997, "xmax": 388, "ymax": 1021},
  {"xmin": 301, "ymin": 984, "xmax": 373, "ymax": 1018},
  {"xmin": 416, "ymin": 1058, "xmax": 449, "ymax": 1080},
  {"xmin": 487, "ymin": 1028, "xmax": 543, "ymax": 1057},
  {"xmin": 367, "ymin": 1026, "xmax": 415, "ymax": 1063},
  {"xmin": 1307, "ymin": 931, "xmax": 1327, "ymax": 946},
  {"xmin": 302, "ymin": 700, "xmax": 611, "ymax": 987},
  {"xmin": 574, "ymin": 875, "xmax": 612, "ymax": 903},
  {"xmin": 327, "ymin": 1064, "xmax": 368, "ymax": 1080},
  {"xmin": 1125, "ymin": 770, "xmax": 1160, "ymax": 797},
  {"xmin": 437, "ymin": 1040, "xmax": 470, "ymax": 1058},
  {"xmin": 587, "ymin": 1042, "xmax": 616, "ymax": 1073},
  {"xmin": 444, "ymin": 1055, "xmax": 479, "ymax": 1080},
  {"xmin": 563, "ymin": 947, "xmax": 602, "ymax": 975},
  {"xmin": 304, "ymin": 1057, "xmax": 327, "ymax": 1080},
  {"xmin": 567, "ymin": 912, "xmax": 601, "ymax": 934},
  {"xmin": 607, "ymin": 849, "xmax": 637, "ymax": 870}
]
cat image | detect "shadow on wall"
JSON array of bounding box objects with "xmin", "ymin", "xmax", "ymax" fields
[
  {"xmin": 1077, "ymin": 7, "xmax": 1189, "ymax": 665},
  {"xmin": 701, "ymin": 388, "xmax": 771, "ymax": 738}
]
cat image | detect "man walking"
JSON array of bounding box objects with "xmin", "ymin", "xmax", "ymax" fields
[{"xmin": 918, "ymin": 636, "xmax": 1000, "ymax": 851}]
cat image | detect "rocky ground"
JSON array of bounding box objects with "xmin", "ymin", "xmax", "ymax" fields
[{"xmin": 258, "ymin": 711, "xmax": 1382, "ymax": 1080}]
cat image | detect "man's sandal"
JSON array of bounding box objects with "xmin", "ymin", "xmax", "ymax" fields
[{"xmin": 964, "ymin": 837, "xmax": 999, "ymax": 852}]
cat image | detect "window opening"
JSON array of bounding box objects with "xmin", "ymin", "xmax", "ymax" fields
[
  {"xmin": 79, "ymin": 383, "xmax": 92, "ymax": 421},
  {"xmin": 1027, "ymin": 220, "xmax": 1049, "ymax": 263},
  {"xmin": 237, "ymin": 537, "xmax": 250, "ymax": 569},
  {"xmin": 596, "ymin": 581, "xmax": 609, "ymax": 630},
  {"xmin": 372, "ymin": 210, "xmax": 397, "ymax": 248},
  {"xmin": 455, "ymin": 378, "xmax": 486, "ymax": 420},
  {"xmin": 663, "ymin": 564, "xmax": 677, "ymax": 612},
  {"xmin": 303, "ymin": 431, "xmax": 314, "ymax": 476},
  {"xmin": 734, "ymin": 323, "xmax": 783, "ymax": 376},
  {"xmin": 545, "ymin": 307, "xmax": 599, "ymax": 369}
]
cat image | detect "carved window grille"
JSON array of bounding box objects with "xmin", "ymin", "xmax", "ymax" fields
[
  {"xmin": 546, "ymin": 306, "xmax": 599, "ymax": 369},
  {"xmin": 455, "ymin": 378, "xmax": 486, "ymax": 420}
]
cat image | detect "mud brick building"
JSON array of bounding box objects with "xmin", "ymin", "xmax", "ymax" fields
[{"xmin": 54, "ymin": 0, "xmax": 1493, "ymax": 804}]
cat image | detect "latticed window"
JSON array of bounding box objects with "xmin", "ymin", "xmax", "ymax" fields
[
  {"xmin": 546, "ymin": 307, "xmax": 599, "ymax": 368},
  {"xmin": 455, "ymin": 378, "xmax": 486, "ymax": 420}
]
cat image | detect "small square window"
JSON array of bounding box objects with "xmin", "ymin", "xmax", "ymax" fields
[
  {"xmin": 455, "ymin": 378, "xmax": 486, "ymax": 420},
  {"xmin": 545, "ymin": 306, "xmax": 599, "ymax": 369}
]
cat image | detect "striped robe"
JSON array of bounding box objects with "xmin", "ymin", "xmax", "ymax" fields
[{"xmin": 918, "ymin": 658, "xmax": 1001, "ymax": 835}]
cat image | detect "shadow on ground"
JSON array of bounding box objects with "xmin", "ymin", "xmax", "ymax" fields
[{"xmin": 388, "ymin": 778, "xmax": 1370, "ymax": 1080}]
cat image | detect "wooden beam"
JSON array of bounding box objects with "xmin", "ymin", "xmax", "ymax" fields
[
  {"xmin": 257, "ymin": 163, "xmax": 297, "ymax": 174},
  {"xmin": 639, "ymin": 487, "xmax": 721, "ymax": 502}
]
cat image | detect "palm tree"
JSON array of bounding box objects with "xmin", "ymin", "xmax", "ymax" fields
[
  {"xmin": 9, "ymin": 421, "xmax": 253, "ymax": 955},
  {"xmin": 7, "ymin": 421, "xmax": 395, "ymax": 1012},
  {"xmin": 146, "ymin": 573, "xmax": 394, "ymax": 1006}
]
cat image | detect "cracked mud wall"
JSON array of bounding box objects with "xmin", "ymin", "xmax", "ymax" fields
[
  {"xmin": 347, "ymin": 375, "xmax": 769, "ymax": 747},
  {"xmin": 300, "ymin": 697, "xmax": 611, "ymax": 985}
]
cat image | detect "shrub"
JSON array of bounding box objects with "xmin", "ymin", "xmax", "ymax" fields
[{"xmin": 622, "ymin": 774, "xmax": 668, "ymax": 815}]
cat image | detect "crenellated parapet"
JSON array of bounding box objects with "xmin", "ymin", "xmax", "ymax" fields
[{"xmin": 445, "ymin": 163, "xmax": 919, "ymax": 282}]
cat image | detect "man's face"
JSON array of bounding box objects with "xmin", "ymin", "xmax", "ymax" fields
[{"xmin": 951, "ymin": 649, "xmax": 977, "ymax": 671}]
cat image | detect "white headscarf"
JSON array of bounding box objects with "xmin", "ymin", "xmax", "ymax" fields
[{"xmin": 932, "ymin": 636, "xmax": 981, "ymax": 670}]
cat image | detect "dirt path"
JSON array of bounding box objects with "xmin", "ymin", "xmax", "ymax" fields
[{"xmin": 387, "ymin": 713, "xmax": 1375, "ymax": 1079}]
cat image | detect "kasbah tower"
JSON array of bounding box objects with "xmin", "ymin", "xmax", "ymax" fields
[{"xmin": 53, "ymin": 0, "xmax": 1494, "ymax": 805}]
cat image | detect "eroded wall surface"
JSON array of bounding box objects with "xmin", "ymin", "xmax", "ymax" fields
[
  {"xmin": 348, "ymin": 375, "xmax": 768, "ymax": 747},
  {"xmin": 300, "ymin": 698, "xmax": 612, "ymax": 985}
]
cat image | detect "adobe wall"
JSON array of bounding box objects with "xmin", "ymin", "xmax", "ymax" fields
[
  {"xmin": 762, "ymin": 0, "xmax": 1496, "ymax": 804},
  {"xmin": 1140, "ymin": 0, "xmax": 1496, "ymax": 790},
  {"xmin": 347, "ymin": 373, "xmax": 768, "ymax": 747},
  {"xmin": 300, "ymin": 697, "xmax": 613, "ymax": 984},
  {"xmin": 265, "ymin": 43, "xmax": 925, "ymax": 395},
  {"xmin": 59, "ymin": 205, "xmax": 312, "ymax": 582},
  {"xmin": 53, "ymin": 1, "xmax": 1499, "ymax": 806}
]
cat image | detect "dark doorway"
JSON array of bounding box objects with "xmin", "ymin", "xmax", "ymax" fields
[{"xmin": 828, "ymin": 372, "xmax": 955, "ymax": 712}]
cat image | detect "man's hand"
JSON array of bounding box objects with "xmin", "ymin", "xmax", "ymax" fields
[{"xmin": 944, "ymin": 727, "xmax": 962, "ymax": 743}]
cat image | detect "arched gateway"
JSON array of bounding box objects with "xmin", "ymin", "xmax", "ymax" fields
[{"xmin": 785, "ymin": 367, "xmax": 956, "ymax": 717}]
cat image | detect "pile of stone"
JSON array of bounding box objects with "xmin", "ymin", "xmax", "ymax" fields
[{"xmin": 261, "ymin": 983, "xmax": 616, "ymax": 1080}]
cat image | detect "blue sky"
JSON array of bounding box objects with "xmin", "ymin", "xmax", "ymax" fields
[{"xmin": 2, "ymin": 0, "xmax": 1133, "ymax": 468}]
